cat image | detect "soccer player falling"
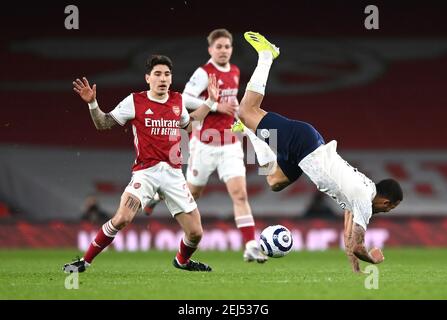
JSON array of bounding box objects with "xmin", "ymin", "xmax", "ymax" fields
[
  {"xmin": 64, "ymin": 55, "xmax": 220, "ymax": 273},
  {"xmin": 232, "ymin": 32, "xmax": 403, "ymax": 273}
]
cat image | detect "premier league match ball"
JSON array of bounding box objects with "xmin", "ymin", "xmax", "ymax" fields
[{"xmin": 259, "ymin": 225, "xmax": 293, "ymax": 258}]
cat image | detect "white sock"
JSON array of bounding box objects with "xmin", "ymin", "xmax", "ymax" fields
[
  {"xmin": 235, "ymin": 215, "xmax": 255, "ymax": 228},
  {"xmin": 102, "ymin": 220, "xmax": 119, "ymax": 238},
  {"xmin": 246, "ymin": 51, "xmax": 273, "ymax": 96},
  {"xmin": 244, "ymin": 127, "xmax": 277, "ymax": 166}
]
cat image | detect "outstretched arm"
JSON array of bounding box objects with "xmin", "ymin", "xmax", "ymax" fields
[
  {"xmin": 184, "ymin": 93, "xmax": 237, "ymax": 116},
  {"xmin": 183, "ymin": 68, "xmax": 236, "ymax": 116},
  {"xmin": 351, "ymin": 222, "xmax": 385, "ymax": 264},
  {"xmin": 343, "ymin": 210, "xmax": 361, "ymax": 273},
  {"xmin": 73, "ymin": 77, "xmax": 117, "ymax": 130}
]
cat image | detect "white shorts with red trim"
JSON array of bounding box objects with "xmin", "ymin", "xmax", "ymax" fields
[
  {"xmin": 125, "ymin": 162, "xmax": 197, "ymax": 216},
  {"xmin": 186, "ymin": 137, "xmax": 246, "ymax": 186}
]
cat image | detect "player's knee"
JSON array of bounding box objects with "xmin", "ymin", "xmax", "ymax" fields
[
  {"xmin": 112, "ymin": 213, "xmax": 133, "ymax": 229},
  {"xmin": 186, "ymin": 228, "xmax": 203, "ymax": 243}
]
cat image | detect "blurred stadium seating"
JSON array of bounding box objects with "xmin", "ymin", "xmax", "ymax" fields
[{"xmin": 1, "ymin": 1, "xmax": 446, "ymax": 249}]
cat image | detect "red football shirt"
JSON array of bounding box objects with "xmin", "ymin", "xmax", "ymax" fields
[{"xmin": 110, "ymin": 91, "xmax": 190, "ymax": 171}]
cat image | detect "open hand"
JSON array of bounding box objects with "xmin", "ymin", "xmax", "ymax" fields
[
  {"xmin": 73, "ymin": 77, "xmax": 96, "ymax": 103},
  {"xmin": 369, "ymin": 247, "xmax": 385, "ymax": 264},
  {"xmin": 207, "ymin": 73, "xmax": 219, "ymax": 102}
]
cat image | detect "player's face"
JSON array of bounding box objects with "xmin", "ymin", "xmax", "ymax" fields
[
  {"xmin": 208, "ymin": 37, "xmax": 233, "ymax": 66},
  {"xmin": 372, "ymin": 198, "xmax": 401, "ymax": 214},
  {"xmin": 145, "ymin": 64, "xmax": 172, "ymax": 97}
]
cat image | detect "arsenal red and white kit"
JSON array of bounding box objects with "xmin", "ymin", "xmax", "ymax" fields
[
  {"xmin": 183, "ymin": 60, "xmax": 246, "ymax": 186},
  {"xmin": 110, "ymin": 91, "xmax": 196, "ymax": 215}
]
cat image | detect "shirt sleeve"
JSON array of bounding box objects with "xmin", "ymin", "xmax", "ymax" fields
[
  {"xmin": 182, "ymin": 93, "xmax": 207, "ymax": 110},
  {"xmin": 109, "ymin": 94, "xmax": 135, "ymax": 126},
  {"xmin": 352, "ymin": 198, "xmax": 373, "ymax": 231},
  {"xmin": 179, "ymin": 97, "xmax": 190, "ymax": 128},
  {"xmin": 183, "ymin": 67, "xmax": 208, "ymax": 98}
]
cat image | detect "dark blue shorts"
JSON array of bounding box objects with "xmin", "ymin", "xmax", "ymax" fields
[{"xmin": 256, "ymin": 112, "xmax": 325, "ymax": 183}]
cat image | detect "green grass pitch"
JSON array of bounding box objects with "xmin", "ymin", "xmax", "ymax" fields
[{"xmin": 1, "ymin": 248, "xmax": 446, "ymax": 299}]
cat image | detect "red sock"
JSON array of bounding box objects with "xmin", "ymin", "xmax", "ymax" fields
[
  {"xmin": 235, "ymin": 215, "xmax": 255, "ymax": 245},
  {"xmin": 84, "ymin": 220, "xmax": 119, "ymax": 263},
  {"xmin": 176, "ymin": 237, "xmax": 198, "ymax": 265},
  {"xmin": 239, "ymin": 226, "xmax": 255, "ymax": 244}
]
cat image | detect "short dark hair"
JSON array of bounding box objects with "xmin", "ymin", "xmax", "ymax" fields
[
  {"xmin": 145, "ymin": 55, "xmax": 173, "ymax": 74},
  {"xmin": 207, "ymin": 28, "xmax": 233, "ymax": 46},
  {"xmin": 376, "ymin": 179, "xmax": 403, "ymax": 203}
]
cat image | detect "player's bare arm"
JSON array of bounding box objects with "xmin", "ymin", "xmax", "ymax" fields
[
  {"xmin": 89, "ymin": 108, "xmax": 118, "ymax": 131},
  {"xmin": 343, "ymin": 210, "xmax": 361, "ymax": 272},
  {"xmin": 183, "ymin": 93, "xmax": 236, "ymax": 117},
  {"xmin": 184, "ymin": 74, "xmax": 220, "ymax": 133},
  {"xmin": 73, "ymin": 77, "xmax": 118, "ymax": 130},
  {"xmin": 351, "ymin": 223, "xmax": 385, "ymax": 264}
]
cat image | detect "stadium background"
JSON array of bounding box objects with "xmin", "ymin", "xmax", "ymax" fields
[{"xmin": 1, "ymin": 0, "xmax": 447, "ymax": 253}]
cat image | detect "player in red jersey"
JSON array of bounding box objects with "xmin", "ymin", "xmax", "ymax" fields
[
  {"xmin": 63, "ymin": 55, "xmax": 219, "ymax": 273},
  {"xmin": 182, "ymin": 29, "xmax": 267, "ymax": 263}
]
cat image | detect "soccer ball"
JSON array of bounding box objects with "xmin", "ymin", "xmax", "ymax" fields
[{"xmin": 259, "ymin": 225, "xmax": 293, "ymax": 258}]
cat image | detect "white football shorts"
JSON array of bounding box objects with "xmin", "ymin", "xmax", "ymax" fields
[
  {"xmin": 186, "ymin": 137, "xmax": 246, "ymax": 186},
  {"xmin": 124, "ymin": 161, "xmax": 197, "ymax": 216}
]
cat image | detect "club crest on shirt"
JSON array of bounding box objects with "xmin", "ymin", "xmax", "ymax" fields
[
  {"xmin": 172, "ymin": 105, "xmax": 180, "ymax": 116},
  {"xmin": 260, "ymin": 129, "xmax": 270, "ymax": 139}
]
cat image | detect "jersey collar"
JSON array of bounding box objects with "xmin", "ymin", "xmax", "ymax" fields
[
  {"xmin": 147, "ymin": 91, "xmax": 169, "ymax": 104},
  {"xmin": 209, "ymin": 59, "xmax": 231, "ymax": 72}
]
